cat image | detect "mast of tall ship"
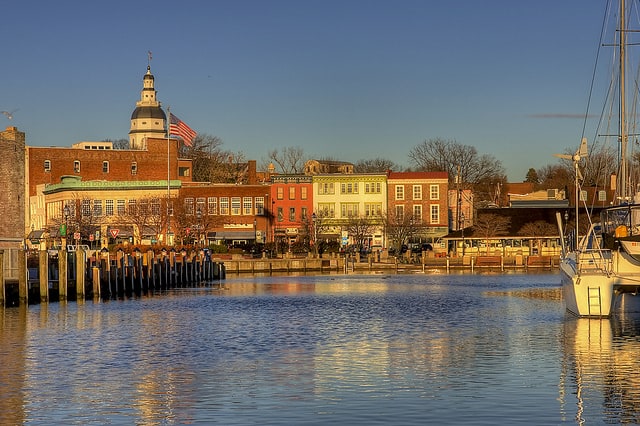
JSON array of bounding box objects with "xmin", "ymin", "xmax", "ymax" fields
[{"xmin": 619, "ymin": 0, "xmax": 629, "ymax": 201}]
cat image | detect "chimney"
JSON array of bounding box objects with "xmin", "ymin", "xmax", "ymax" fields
[{"xmin": 248, "ymin": 160, "xmax": 257, "ymax": 185}]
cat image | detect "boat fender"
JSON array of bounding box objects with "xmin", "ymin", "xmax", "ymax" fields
[{"xmin": 615, "ymin": 225, "xmax": 629, "ymax": 238}]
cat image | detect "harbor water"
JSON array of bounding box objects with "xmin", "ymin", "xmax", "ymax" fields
[{"xmin": 2, "ymin": 271, "xmax": 640, "ymax": 425}]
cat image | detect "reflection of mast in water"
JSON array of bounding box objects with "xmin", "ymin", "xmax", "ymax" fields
[{"xmin": 561, "ymin": 314, "xmax": 640, "ymax": 424}]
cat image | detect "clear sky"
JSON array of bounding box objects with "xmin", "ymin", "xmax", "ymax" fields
[{"xmin": 2, "ymin": 0, "xmax": 605, "ymax": 181}]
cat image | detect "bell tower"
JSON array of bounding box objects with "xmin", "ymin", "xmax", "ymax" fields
[{"xmin": 128, "ymin": 66, "xmax": 166, "ymax": 149}]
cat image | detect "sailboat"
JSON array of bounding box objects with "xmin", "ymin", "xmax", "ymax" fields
[{"xmin": 558, "ymin": 0, "xmax": 640, "ymax": 317}]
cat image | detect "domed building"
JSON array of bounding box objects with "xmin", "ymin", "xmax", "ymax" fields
[{"xmin": 129, "ymin": 66, "xmax": 166, "ymax": 149}]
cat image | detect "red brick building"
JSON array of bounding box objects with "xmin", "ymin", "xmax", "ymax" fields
[
  {"xmin": 269, "ymin": 175, "xmax": 314, "ymax": 248},
  {"xmin": 387, "ymin": 171, "xmax": 449, "ymax": 241}
]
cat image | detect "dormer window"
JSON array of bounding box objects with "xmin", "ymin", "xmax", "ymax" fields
[
  {"xmin": 102, "ymin": 161, "xmax": 109, "ymax": 173},
  {"xmin": 131, "ymin": 162, "xmax": 137, "ymax": 175},
  {"xmin": 44, "ymin": 160, "xmax": 51, "ymax": 172},
  {"xmin": 74, "ymin": 160, "xmax": 80, "ymax": 173}
]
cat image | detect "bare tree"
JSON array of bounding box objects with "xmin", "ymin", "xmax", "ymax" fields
[
  {"xmin": 383, "ymin": 211, "xmax": 420, "ymax": 254},
  {"xmin": 409, "ymin": 138, "xmax": 505, "ymax": 203},
  {"xmin": 472, "ymin": 213, "xmax": 511, "ymax": 254},
  {"xmin": 354, "ymin": 158, "xmax": 398, "ymax": 173},
  {"xmin": 118, "ymin": 198, "xmax": 157, "ymax": 244},
  {"xmin": 554, "ymin": 143, "xmax": 617, "ymax": 188},
  {"xmin": 102, "ymin": 138, "xmax": 129, "ymax": 149},
  {"xmin": 408, "ymin": 138, "xmax": 505, "ymax": 187},
  {"xmin": 343, "ymin": 216, "xmax": 378, "ymax": 251},
  {"xmin": 267, "ymin": 146, "xmax": 307, "ymax": 174},
  {"xmin": 536, "ymin": 164, "xmax": 572, "ymax": 190},
  {"xmin": 517, "ymin": 220, "xmax": 558, "ymax": 255}
]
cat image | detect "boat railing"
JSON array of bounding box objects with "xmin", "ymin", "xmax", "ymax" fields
[{"xmin": 576, "ymin": 249, "xmax": 613, "ymax": 274}]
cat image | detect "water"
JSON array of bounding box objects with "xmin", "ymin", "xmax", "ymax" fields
[{"xmin": 1, "ymin": 271, "xmax": 639, "ymax": 425}]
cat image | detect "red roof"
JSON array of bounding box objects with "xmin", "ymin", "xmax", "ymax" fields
[{"xmin": 386, "ymin": 171, "xmax": 448, "ymax": 180}]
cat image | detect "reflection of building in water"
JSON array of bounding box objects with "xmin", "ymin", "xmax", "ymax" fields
[
  {"xmin": 0, "ymin": 307, "xmax": 27, "ymax": 424},
  {"xmin": 561, "ymin": 316, "xmax": 640, "ymax": 424}
]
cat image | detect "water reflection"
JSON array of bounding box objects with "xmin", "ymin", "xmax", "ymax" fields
[
  {"xmin": 7, "ymin": 273, "xmax": 640, "ymax": 424},
  {"xmin": 562, "ymin": 313, "xmax": 640, "ymax": 424}
]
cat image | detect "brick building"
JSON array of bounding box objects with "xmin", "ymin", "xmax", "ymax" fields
[
  {"xmin": 387, "ymin": 171, "xmax": 449, "ymax": 242},
  {"xmin": 0, "ymin": 126, "xmax": 26, "ymax": 283},
  {"xmin": 269, "ymin": 174, "xmax": 314, "ymax": 248}
]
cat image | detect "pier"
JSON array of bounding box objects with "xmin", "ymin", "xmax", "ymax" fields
[
  {"xmin": 1, "ymin": 247, "xmax": 226, "ymax": 306},
  {"xmin": 0, "ymin": 248, "xmax": 559, "ymax": 307}
]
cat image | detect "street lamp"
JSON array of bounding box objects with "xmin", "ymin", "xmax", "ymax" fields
[{"xmin": 63, "ymin": 204, "xmax": 70, "ymax": 248}]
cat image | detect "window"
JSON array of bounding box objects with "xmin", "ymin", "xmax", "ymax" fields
[
  {"xmin": 341, "ymin": 203, "xmax": 359, "ymax": 218},
  {"xmin": 301, "ymin": 187, "xmax": 308, "ymax": 200},
  {"xmin": 231, "ymin": 197, "xmax": 241, "ymax": 215},
  {"xmin": 319, "ymin": 182, "xmax": 334, "ymax": 195},
  {"xmin": 219, "ymin": 197, "xmax": 229, "ymax": 215},
  {"xmin": 117, "ymin": 200, "xmax": 125, "ymax": 215},
  {"xmin": 289, "ymin": 187, "xmax": 296, "ymax": 200},
  {"xmin": 413, "ymin": 185, "xmax": 422, "ymax": 200},
  {"xmin": 184, "ymin": 198, "xmax": 194, "ymax": 215},
  {"xmin": 430, "ymin": 205, "xmax": 440, "ymax": 224},
  {"xmin": 395, "ymin": 205, "xmax": 404, "ymax": 221},
  {"xmin": 102, "ymin": 161, "xmax": 109, "ymax": 173},
  {"xmin": 128, "ymin": 199, "xmax": 137, "ymax": 215},
  {"xmin": 365, "ymin": 182, "xmax": 381, "ymax": 194},
  {"xmin": 82, "ymin": 199, "xmax": 91, "ymax": 217},
  {"xmin": 395, "ymin": 185, "xmax": 404, "ymax": 200},
  {"xmin": 131, "ymin": 162, "xmax": 137, "ymax": 175},
  {"xmin": 74, "ymin": 160, "xmax": 81, "ymax": 173},
  {"xmin": 196, "ymin": 198, "xmax": 206, "ymax": 216},
  {"xmin": 105, "ymin": 200, "xmax": 114, "ymax": 216},
  {"xmin": 598, "ymin": 190, "xmax": 607, "ymax": 201},
  {"xmin": 93, "ymin": 199, "xmax": 103, "ymax": 217},
  {"xmin": 289, "ymin": 207, "xmax": 296, "ymax": 221},
  {"xmin": 364, "ymin": 203, "xmax": 382, "ymax": 217},
  {"xmin": 138, "ymin": 199, "xmax": 149, "ymax": 216},
  {"xmin": 151, "ymin": 198, "xmax": 160, "ymax": 215},
  {"xmin": 255, "ymin": 197, "xmax": 265, "ymax": 215},
  {"xmin": 580, "ymin": 190, "xmax": 587, "ymax": 201},
  {"xmin": 208, "ymin": 197, "xmax": 217, "ymax": 215},
  {"xmin": 243, "ymin": 197, "xmax": 252, "ymax": 215},
  {"xmin": 277, "ymin": 207, "xmax": 284, "ymax": 222},
  {"xmin": 301, "ymin": 207, "xmax": 308, "ymax": 221},
  {"xmin": 341, "ymin": 182, "xmax": 358, "ymax": 194},
  {"xmin": 318, "ymin": 203, "xmax": 335, "ymax": 218},
  {"xmin": 44, "ymin": 160, "xmax": 51, "ymax": 172},
  {"xmin": 277, "ymin": 187, "xmax": 284, "ymax": 200},
  {"xmin": 179, "ymin": 167, "xmax": 190, "ymax": 177},
  {"xmin": 430, "ymin": 184, "xmax": 439, "ymax": 200},
  {"xmin": 413, "ymin": 205, "xmax": 422, "ymax": 223}
]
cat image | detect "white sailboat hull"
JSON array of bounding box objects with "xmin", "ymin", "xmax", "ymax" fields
[{"xmin": 560, "ymin": 250, "xmax": 640, "ymax": 317}]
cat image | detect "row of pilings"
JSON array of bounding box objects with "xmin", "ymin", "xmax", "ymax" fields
[{"xmin": 1, "ymin": 248, "xmax": 226, "ymax": 306}]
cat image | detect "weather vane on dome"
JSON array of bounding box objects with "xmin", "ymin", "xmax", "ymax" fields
[{"xmin": 148, "ymin": 50, "xmax": 152, "ymax": 68}]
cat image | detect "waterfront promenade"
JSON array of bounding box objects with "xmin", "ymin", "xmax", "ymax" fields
[{"xmin": 218, "ymin": 251, "xmax": 559, "ymax": 275}]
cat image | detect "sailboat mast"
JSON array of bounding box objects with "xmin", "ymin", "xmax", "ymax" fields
[{"xmin": 620, "ymin": 0, "xmax": 629, "ymax": 200}]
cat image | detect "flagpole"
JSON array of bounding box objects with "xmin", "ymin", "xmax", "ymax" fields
[{"xmin": 166, "ymin": 106, "xmax": 171, "ymax": 245}]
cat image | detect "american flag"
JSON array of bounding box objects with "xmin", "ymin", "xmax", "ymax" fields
[{"xmin": 169, "ymin": 113, "xmax": 197, "ymax": 147}]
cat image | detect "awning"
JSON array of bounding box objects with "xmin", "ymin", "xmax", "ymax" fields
[
  {"xmin": 27, "ymin": 230, "xmax": 46, "ymax": 240},
  {"xmin": 211, "ymin": 231, "xmax": 256, "ymax": 240}
]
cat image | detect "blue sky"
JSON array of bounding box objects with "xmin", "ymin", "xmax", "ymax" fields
[{"xmin": 2, "ymin": 1, "xmax": 605, "ymax": 180}]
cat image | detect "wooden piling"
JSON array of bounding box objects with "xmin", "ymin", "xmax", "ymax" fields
[
  {"xmin": 39, "ymin": 250, "xmax": 49, "ymax": 303},
  {"xmin": 76, "ymin": 248, "xmax": 85, "ymax": 300},
  {"xmin": 0, "ymin": 250, "xmax": 5, "ymax": 305}
]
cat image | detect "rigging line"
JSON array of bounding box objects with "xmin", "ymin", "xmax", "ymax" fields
[{"xmin": 582, "ymin": 0, "xmax": 616, "ymax": 142}]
